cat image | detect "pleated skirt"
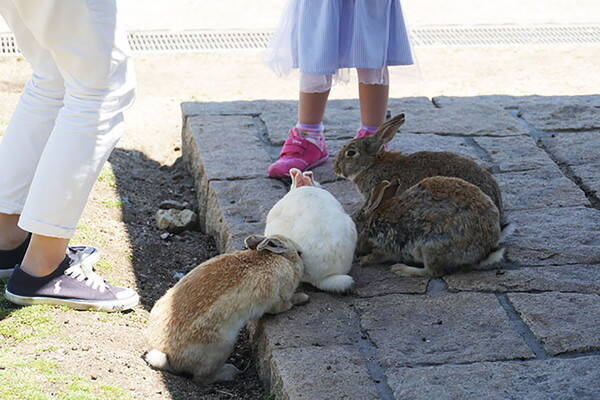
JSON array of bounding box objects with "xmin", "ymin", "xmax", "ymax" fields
[{"xmin": 266, "ymin": 0, "xmax": 415, "ymax": 76}]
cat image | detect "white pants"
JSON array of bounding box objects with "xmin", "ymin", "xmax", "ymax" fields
[{"xmin": 0, "ymin": 0, "xmax": 135, "ymax": 239}]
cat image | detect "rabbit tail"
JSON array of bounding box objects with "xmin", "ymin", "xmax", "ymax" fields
[
  {"xmin": 315, "ymin": 274, "xmax": 355, "ymax": 293},
  {"xmin": 145, "ymin": 349, "xmax": 171, "ymax": 371}
]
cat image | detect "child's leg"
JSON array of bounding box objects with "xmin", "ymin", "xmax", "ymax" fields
[
  {"xmin": 357, "ymin": 67, "xmax": 390, "ymax": 134},
  {"xmin": 0, "ymin": 214, "xmax": 27, "ymax": 250},
  {"xmin": 267, "ymin": 73, "xmax": 331, "ymax": 178}
]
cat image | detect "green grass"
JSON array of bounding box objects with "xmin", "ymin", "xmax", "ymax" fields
[
  {"xmin": 0, "ymin": 351, "xmax": 132, "ymax": 400},
  {"xmin": 98, "ymin": 199, "xmax": 122, "ymax": 208},
  {"xmin": 97, "ymin": 167, "xmax": 116, "ymax": 189}
]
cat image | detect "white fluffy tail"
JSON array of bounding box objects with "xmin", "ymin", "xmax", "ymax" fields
[
  {"xmin": 315, "ymin": 274, "xmax": 355, "ymax": 293},
  {"xmin": 500, "ymin": 222, "xmax": 517, "ymax": 242},
  {"xmin": 477, "ymin": 247, "xmax": 505, "ymax": 269},
  {"xmin": 145, "ymin": 349, "xmax": 171, "ymax": 371}
]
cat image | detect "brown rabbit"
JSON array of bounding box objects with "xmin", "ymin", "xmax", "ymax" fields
[
  {"xmin": 145, "ymin": 234, "xmax": 308, "ymax": 384},
  {"xmin": 357, "ymin": 177, "xmax": 504, "ymax": 278},
  {"xmin": 333, "ymin": 113, "xmax": 505, "ymax": 225}
]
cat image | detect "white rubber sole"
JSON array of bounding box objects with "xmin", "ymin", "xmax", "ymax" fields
[{"xmin": 4, "ymin": 289, "xmax": 140, "ymax": 312}]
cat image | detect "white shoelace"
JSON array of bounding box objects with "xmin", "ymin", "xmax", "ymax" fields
[{"xmin": 65, "ymin": 248, "xmax": 107, "ymax": 292}]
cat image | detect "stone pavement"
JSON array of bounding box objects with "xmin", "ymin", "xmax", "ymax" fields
[{"xmin": 181, "ymin": 95, "xmax": 600, "ymax": 400}]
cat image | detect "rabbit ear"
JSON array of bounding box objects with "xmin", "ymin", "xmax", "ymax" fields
[
  {"xmin": 257, "ymin": 237, "xmax": 289, "ymax": 254},
  {"xmin": 244, "ymin": 234, "xmax": 266, "ymax": 250},
  {"xmin": 364, "ymin": 180, "xmax": 399, "ymax": 214},
  {"xmin": 375, "ymin": 113, "xmax": 405, "ymax": 144}
]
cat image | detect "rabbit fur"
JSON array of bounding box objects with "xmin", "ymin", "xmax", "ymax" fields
[
  {"xmin": 264, "ymin": 168, "xmax": 357, "ymax": 293},
  {"xmin": 145, "ymin": 234, "xmax": 308, "ymax": 384},
  {"xmin": 358, "ymin": 177, "xmax": 503, "ymax": 278},
  {"xmin": 333, "ymin": 113, "xmax": 506, "ymax": 227}
]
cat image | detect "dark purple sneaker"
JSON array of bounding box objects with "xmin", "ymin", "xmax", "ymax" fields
[
  {"xmin": 4, "ymin": 247, "xmax": 139, "ymax": 312},
  {"xmin": 0, "ymin": 234, "xmax": 31, "ymax": 278}
]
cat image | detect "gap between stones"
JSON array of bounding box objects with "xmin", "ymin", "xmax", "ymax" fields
[
  {"xmin": 506, "ymin": 109, "xmax": 600, "ymax": 210},
  {"xmin": 348, "ymin": 306, "xmax": 396, "ymax": 400},
  {"xmin": 495, "ymin": 293, "xmax": 549, "ymax": 359}
]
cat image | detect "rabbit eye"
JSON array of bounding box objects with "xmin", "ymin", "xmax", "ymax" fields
[{"xmin": 346, "ymin": 149, "xmax": 357, "ymax": 157}]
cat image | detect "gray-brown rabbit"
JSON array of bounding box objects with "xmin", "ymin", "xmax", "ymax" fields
[
  {"xmin": 333, "ymin": 113, "xmax": 505, "ymax": 225},
  {"xmin": 145, "ymin": 234, "xmax": 308, "ymax": 384},
  {"xmin": 357, "ymin": 177, "xmax": 504, "ymax": 278}
]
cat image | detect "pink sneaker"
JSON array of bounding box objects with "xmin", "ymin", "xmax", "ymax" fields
[
  {"xmin": 268, "ymin": 127, "xmax": 329, "ymax": 178},
  {"xmin": 355, "ymin": 127, "xmax": 389, "ymax": 151}
]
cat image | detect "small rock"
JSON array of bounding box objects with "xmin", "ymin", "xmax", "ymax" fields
[
  {"xmin": 158, "ymin": 200, "xmax": 188, "ymax": 210},
  {"xmin": 155, "ymin": 209, "xmax": 197, "ymax": 233},
  {"xmin": 160, "ymin": 232, "xmax": 170, "ymax": 240},
  {"xmin": 173, "ymin": 271, "xmax": 185, "ymax": 280}
]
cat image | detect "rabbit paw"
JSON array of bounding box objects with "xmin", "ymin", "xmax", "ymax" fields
[
  {"xmin": 359, "ymin": 253, "xmax": 380, "ymax": 267},
  {"xmin": 291, "ymin": 292, "xmax": 310, "ymax": 306},
  {"xmin": 267, "ymin": 300, "xmax": 293, "ymax": 315},
  {"xmin": 390, "ymin": 263, "xmax": 429, "ymax": 277}
]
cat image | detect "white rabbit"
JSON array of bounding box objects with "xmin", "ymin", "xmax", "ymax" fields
[{"xmin": 265, "ymin": 168, "xmax": 357, "ymax": 292}]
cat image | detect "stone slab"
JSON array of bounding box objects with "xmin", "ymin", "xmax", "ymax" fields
[
  {"xmin": 401, "ymin": 103, "xmax": 529, "ymax": 137},
  {"xmin": 252, "ymin": 293, "xmax": 358, "ymax": 352},
  {"xmin": 519, "ymin": 103, "xmax": 600, "ymax": 132},
  {"xmin": 205, "ymin": 178, "xmax": 287, "ymax": 252},
  {"xmin": 351, "ymin": 264, "xmax": 429, "ymax": 297},
  {"xmin": 504, "ymin": 207, "xmax": 600, "ymax": 266},
  {"xmin": 540, "ymin": 131, "xmax": 600, "ymax": 166},
  {"xmin": 321, "ymin": 180, "xmax": 363, "ymax": 215},
  {"xmin": 571, "ymin": 162, "xmax": 600, "ymax": 197},
  {"xmin": 508, "ymin": 292, "xmax": 600, "ymax": 355},
  {"xmin": 473, "ymin": 135, "xmax": 556, "ymax": 173},
  {"xmin": 388, "ymin": 356, "xmax": 600, "ymax": 400},
  {"xmin": 267, "ymin": 345, "xmax": 380, "ymax": 400},
  {"xmin": 444, "ymin": 264, "xmax": 600, "ymax": 294},
  {"xmin": 356, "ymin": 292, "xmax": 534, "ymax": 368},
  {"xmin": 433, "ymin": 95, "xmax": 600, "ymax": 109},
  {"xmin": 185, "ymin": 115, "xmax": 272, "ymax": 180},
  {"xmin": 264, "ymin": 97, "xmax": 433, "ymax": 145},
  {"xmin": 495, "ymin": 167, "xmax": 589, "ymax": 211}
]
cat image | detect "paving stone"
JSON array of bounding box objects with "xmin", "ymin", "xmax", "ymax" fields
[
  {"xmin": 504, "ymin": 207, "xmax": 600, "ymax": 266},
  {"xmin": 351, "ymin": 264, "xmax": 428, "ymax": 297},
  {"xmin": 389, "ymin": 133, "xmax": 493, "ymax": 170},
  {"xmin": 205, "ymin": 178, "xmax": 287, "ymax": 252},
  {"xmin": 401, "ymin": 103, "xmax": 529, "ymax": 137},
  {"xmin": 508, "ymin": 292, "xmax": 600, "ymax": 355},
  {"xmin": 433, "ymin": 95, "xmax": 600, "ymax": 109},
  {"xmin": 185, "ymin": 115, "xmax": 272, "ymax": 180},
  {"xmin": 252, "ymin": 293, "xmax": 358, "ymax": 353},
  {"xmin": 266, "ymin": 345, "xmax": 379, "ymax": 400},
  {"xmin": 182, "ymin": 99, "xmax": 293, "ymax": 116},
  {"xmin": 473, "ymin": 135, "xmax": 556, "ymax": 172},
  {"xmin": 388, "ymin": 356, "xmax": 600, "ymax": 400},
  {"xmin": 571, "ymin": 162, "xmax": 600, "ymax": 197},
  {"xmin": 321, "ymin": 180, "xmax": 363, "ymax": 215},
  {"xmin": 444, "ymin": 264, "xmax": 600, "ymax": 294},
  {"xmin": 264, "ymin": 97, "xmax": 433, "ymax": 145},
  {"xmin": 540, "ymin": 131, "xmax": 600, "ymax": 166},
  {"xmin": 519, "ymin": 103, "xmax": 600, "ymax": 131},
  {"xmin": 496, "ymin": 167, "xmax": 589, "ymax": 211},
  {"xmin": 356, "ymin": 292, "xmax": 534, "ymax": 368}
]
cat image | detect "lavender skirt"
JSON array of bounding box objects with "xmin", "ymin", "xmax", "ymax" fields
[{"xmin": 266, "ymin": 0, "xmax": 415, "ymax": 76}]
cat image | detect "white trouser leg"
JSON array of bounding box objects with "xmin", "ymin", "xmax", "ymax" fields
[
  {"xmin": 0, "ymin": 2, "xmax": 65, "ymax": 215},
  {"xmin": 0, "ymin": 0, "xmax": 136, "ymax": 238}
]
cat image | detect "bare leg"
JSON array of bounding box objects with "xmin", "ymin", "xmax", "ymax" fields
[
  {"xmin": 20, "ymin": 235, "xmax": 69, "ymax": 277},
  {"xmin": 0, "ymin": 213, "xmax": 28, "ymax": 250},
  {"xmin": 358, "ymin": 83, "xmax": 389, "ymax": 126},
  {"xmin": 298, "ymin": 91, "xmax": 330, "ymax": 125}
]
